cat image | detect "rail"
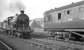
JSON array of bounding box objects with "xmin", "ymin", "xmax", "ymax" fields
[
  {"xmin": 28, "ymin": 38, "xmax": 84, "ymax": 50},
  {"xmin": 0, "ymin": 40, "xmax": 13, "ymax": 50}
]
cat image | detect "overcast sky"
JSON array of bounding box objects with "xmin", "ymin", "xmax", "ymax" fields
[
  {"xmin": 21, "ymin": 0, "xmax": 83, "ymax": 20},
  {"xmin": 0, "ymin": 0, "xmax": 83, "ymax": 21}
]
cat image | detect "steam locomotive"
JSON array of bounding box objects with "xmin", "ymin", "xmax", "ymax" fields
[{"xmin": 3, "ymin": 10, "xmax": 33, "ymax": 39}]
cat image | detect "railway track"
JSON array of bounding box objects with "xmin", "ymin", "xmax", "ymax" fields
[
  {"xmin": 6, "ymin": 31, "xmax": 83, "ymax": 50},
  {"xmin": 27, "ymin": 38, "xmax": 84, "ymax": 50},
  {"xmin": 0, "ymin": 40, "xmax": 13, "ymax": 50},
  {"xmin": 0, "ymin": 28, "xmax": 83, "ymax": 50},
  {"xmin": 0, "ymin": 32, "xmax": 83, "ymax": 50}
]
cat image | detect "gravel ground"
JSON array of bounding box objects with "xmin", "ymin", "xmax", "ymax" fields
[
  {"xmin": 0, "ymin": 34, "xmax": 41, "ymax": 50},
  {"xmin": 0, "ymin": 32, "xmax": 84, "ymax": 50}
]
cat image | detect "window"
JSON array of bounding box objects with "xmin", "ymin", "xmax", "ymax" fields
[
  {"xmin": 67, "ymin": 10, "xmax": 70, "ymax": 14},
  {"xmin": 58, "ymin": 13, "xmax": 61, "ymax": 20},
  {"xmin": 79, "ymin": 7, "xmax": 84, "ymax": 12}
]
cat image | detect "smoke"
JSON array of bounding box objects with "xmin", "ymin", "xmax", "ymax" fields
[
  {"xmin": 0, "ymin": 0, "xmax": 26, "ymax": 21},
  {"xmin": 0, "ymin": 0, "xmax": 7, "ymax": 16},
  {"xmin": 9, "ymin": 0, "xmax": 26, "ymax": 12}
]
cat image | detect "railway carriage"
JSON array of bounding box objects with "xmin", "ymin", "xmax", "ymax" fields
[{"xmin": 44, "ymin": 1, "xmax": 84, "ymax": 41}]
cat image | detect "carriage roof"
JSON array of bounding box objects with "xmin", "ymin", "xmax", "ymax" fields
[{"xmin": 45, "ymin": 1, "xmax": 84, "ymax": 14}]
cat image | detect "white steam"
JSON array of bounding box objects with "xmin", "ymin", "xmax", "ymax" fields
[
  {"xmin": 9, "ymin": 0, "xmax": 26, "ymax": 12},
  {"xmin": 0, "ymin": 0, "xmax": 26, "ymax": 21}
]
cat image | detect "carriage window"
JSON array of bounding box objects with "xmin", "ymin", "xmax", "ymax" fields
[
  {"xmin": 58, "ymin": 13, "xmax": 61, "ymax": 20},
  {"xmin": 67, "ymin": 10, "xmax": 70, "ymax": 14},
  {"xmin": 79, "ymin": 7, "xmax": 84, "ymax": 12}
]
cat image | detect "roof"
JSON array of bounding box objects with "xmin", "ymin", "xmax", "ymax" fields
[{"xmin": 45, "ymin": 1, "xmax": 84, "ymax": 14}]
